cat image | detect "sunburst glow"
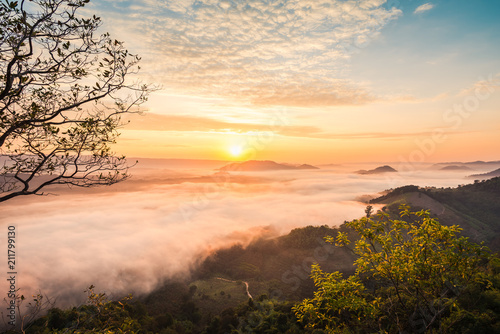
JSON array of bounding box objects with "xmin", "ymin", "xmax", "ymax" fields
[{"xmin": 229, "ymin": 145, "xmax": 243, "ymax": 158}]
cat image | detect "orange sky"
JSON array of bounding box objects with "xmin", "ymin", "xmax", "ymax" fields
[{"xmin": 89, "ymin": 0, "xmax": 500, "ymax": 164}]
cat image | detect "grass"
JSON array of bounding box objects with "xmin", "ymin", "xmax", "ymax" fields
[{"xmin": 190, "ymin": 278, "xmax": 251, "ymax": 316}]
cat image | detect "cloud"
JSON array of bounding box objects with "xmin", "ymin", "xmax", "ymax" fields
[
  {"xmin": 457, "ymin": 73, "xmax": 500, "ymax": 97},
  {"xmin": 0, "ymin": 162, "xmax": 475, "ymax": 313},
  {"xmin": 92, "ymin": 0, "xmax": 401, "ymax": 107},
  {"xmin": 123, "ymin": 112, "xmax": 324, "ymax": 136},
  {"xmin": 414, "ymin": 3, "xmax": 435, "ymax": 14},
  {"xmin": 122, "ymin": 112, "xmax": 472, "ymax": 141}
]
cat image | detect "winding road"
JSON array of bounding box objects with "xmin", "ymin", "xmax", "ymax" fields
[{"xmin": 216, "ymin": 277, "xmax": 252, "ymax": 299}]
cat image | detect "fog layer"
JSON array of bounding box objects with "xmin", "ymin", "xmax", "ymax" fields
[{"xmin": 0, "ymin": 160, "xmax": 480, "ymax": 307}]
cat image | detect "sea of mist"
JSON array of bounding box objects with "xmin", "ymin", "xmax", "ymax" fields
[{"xmin": 0, "ymin": 158, "xmax": 492, "ymax": 312}]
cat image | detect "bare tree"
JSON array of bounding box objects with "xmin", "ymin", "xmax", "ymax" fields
[{"xmin": 0, "ymin": 0, "xmax": 151, "ymax": 202}]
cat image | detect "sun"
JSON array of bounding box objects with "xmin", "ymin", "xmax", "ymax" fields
[{"xmin": 229, "ymin": 145, "xmax": 243, "ymax": 158}]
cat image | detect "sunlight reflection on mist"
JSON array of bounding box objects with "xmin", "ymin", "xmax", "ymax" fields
[{"xmin": 0, "ymin": 160, "xmax": 482, "ymax": 307}]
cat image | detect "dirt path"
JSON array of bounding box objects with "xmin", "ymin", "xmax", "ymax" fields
[{"xmin": 216, "ymin": 277, "xmax": 252, "ymax": 299}]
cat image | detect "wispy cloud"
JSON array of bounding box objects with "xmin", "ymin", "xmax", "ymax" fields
[
  {"xmin": 123, "ymin": 113, "xmax": 324, "ymax": 137},
  {"xmin": 457, "ymin": 73, "xmax": 500, "ymax": 97},
  {"xmin": 414, "ymin": 3, "xmax": 435, "ymax": 14},
  {"xmin": 123, "ymin": 113, "xmax": 471, "ymax": 141},
  {"xmin": 94, "ymin": 0, "xmax": 401, "ymax": 107}
]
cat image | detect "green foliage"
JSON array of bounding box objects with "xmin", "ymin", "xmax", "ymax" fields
[
  {"xmin": 26, "ymin": 286, "xmax": 143, "ymax": 333},
  {"xmin": 423, "ymin": 178, "xmax": 500, "ymax": 240},
  {"xmin": 281, "ymin": 225, "xmax": 339, "ymax": 249},
  {"xmin": 370, "ymin": 177, "xmax": 500, "ymax": 248},
  {"xmin": 369, "ymin": 185, "xmax": 420, "ymax": 204},
  {"xmin": 194, "ymin": 225, "xmax": 353, "ymax": 302},
  {"xmin": 232, "ymin": 296, "xmax": 302, "ymax": 334},
  {"xmin": 12, "ymin": 207, "xmax": 500, "ymax": 333},
  {"xmin": 295, "ymin": 268, "xmax": 378, "ymax": 333},
  {"xmin": 294, "ymin": 205, "xmax": 499, "ymax": 333}
]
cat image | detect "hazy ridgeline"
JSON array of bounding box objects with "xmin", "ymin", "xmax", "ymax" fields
[{"xmin": 0, "ymin": 159, "xmax": 493, "ymax": 308}]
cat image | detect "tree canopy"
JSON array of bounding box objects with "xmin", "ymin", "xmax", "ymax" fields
[
  {"xmin": 0, "ymin": 0, "xmax": 150, "ymax": 202},
  {"xmin": 294, "ymin": 205, "xmax": 500, "ymax": 333}
]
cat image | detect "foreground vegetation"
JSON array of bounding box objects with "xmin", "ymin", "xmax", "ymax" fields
[
  {"xmin": 6, "ymin": 211, "xmax": 500, "ymax": 333},
  {"xmin": 295, "ymin": 206, "xmax": 500, "ymax": 333}
]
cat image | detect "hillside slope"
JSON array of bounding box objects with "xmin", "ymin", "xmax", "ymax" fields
[
  {"xmin": 370, "ymin": 177, "xmax": 500, "ymax": 249},
  {"xmin": 468, "ymin": 167, "xmax": 500, "ymax": 180}
]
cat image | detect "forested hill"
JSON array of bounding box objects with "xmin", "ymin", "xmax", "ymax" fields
[{"xmin": 370, "ymin": 177, "xmax": 500, "ymax": 249}]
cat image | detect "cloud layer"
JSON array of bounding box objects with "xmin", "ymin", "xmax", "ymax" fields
[
  {"xmin": 0, "ymin": 160, "xmax": 476, "ymax": 310},
  {"xmin": 98, "ymin": 0, "xmax": 401, "ymax": 106},
  {"xmin": 124, "ymin": 112, "xmax": 474, "ymax": 141}
]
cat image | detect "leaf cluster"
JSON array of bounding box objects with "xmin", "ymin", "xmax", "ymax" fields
[{"xmin": 294, "ymin": 205, "xmax": 499, "ymax": 333}]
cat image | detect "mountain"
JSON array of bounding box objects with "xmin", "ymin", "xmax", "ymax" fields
[
  {"xmin": 468, "ymin": 168, "xmax": 500, "ymax": 180},
  {"xmin": 296, "ymin": 163, "xmax": 319, "ymax": 170},
  {"xmin": 463, "ymin": 160, "xmax": 500, "ymax": 168},
  {"xmin": 439, "ymin": 165, "xmax": 473, "ymax": 171},
  {"xmin": 218, "ymin": 160, "xmax": 319, "ymax": 172},
  {"xmin": 432, "ymin": 160, "xmax": 500, "ymax": 170},
  {"xmin": 355, "ymin": 165, "xmax": 397, "ymax": 175}
]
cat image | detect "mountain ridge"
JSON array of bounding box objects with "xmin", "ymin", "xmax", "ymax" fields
[
  {"xmin": 355, "ymin": 165, "xmax": 397, "ymax": 175},
  {"xmin": 468, "ymin": 167, "xmax": 500, "ymax": 180},
  {"xmin": 218, "ymin": 160, "xmax": 320, "ymax": 172}
]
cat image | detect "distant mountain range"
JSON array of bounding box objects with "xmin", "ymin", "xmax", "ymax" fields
[
  {"xmin": 218, "ymin": 160, "xmax": 319, "ymax": 172},
  {"xmin": 432, "ymin": 160, "xmax": 500, "ymax": 170},
  {"xmin": 468, "ymin": 168, "xmax": 500, "ymax": 180},
  {"xmin": 355, "ymin": 165, "xmax": 397, "ymax": 175},
  {"xmin": 439, "ymin": 165, "xmax": 473, "ymax": 171}
]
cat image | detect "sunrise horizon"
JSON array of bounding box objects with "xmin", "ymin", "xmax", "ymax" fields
[
  {"xmin": 126, "ymin": 155, "xmax": 500, "ymax": 166},
  {"xmin": 86, "ymin": 0, "xmax": 500, "ymax": 167}
]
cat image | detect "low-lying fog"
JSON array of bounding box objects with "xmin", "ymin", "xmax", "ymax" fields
[{"xmin": 0, "ymin": 159, "xmax": 493, "ymax": 309}]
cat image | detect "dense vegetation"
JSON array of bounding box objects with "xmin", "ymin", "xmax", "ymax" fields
[
  {"xmin": 370, "ymin": 177, "xmax": 500, "ymax": 249},
  {"xmin": 295, "ymin": 206, "xmax": 500, "ymax": 333}
]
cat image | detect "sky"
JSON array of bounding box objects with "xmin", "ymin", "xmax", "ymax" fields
[
  {"xmin": 77, "ymin": 0, "xmax": 500, "ymax": 165},
  {"xmin": 77, "ymin": 0, "xmax": 500, "ymax": 164}
]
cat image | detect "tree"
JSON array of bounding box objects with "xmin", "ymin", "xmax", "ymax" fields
[
  {"xmin": 0, "ymin": 0, "xmax": 150, "ymax": 202},
  {"xmin": 294, "ymin": 205, "xmax": 497, "ymax": 333},
  {"xmin": 364, "ymin": 204, "xmax": 373, "ymax": 218}
]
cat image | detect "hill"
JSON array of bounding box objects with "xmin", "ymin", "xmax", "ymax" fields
[
  {"xmin": 439, "ymin": 165, "xmax": 473, "ymax": 171},
  {"xmin": 370, "ymin": 177, "xmax": 500, "ymax": 249},
  {"xmin": 355, "ymin": 165, "xmax": 397, "ymax": 175},
  {"xmin": 218, "ymin": 160, "xmax": 319, "ymax": 172},
  {"xmin": 141, "ymin": 175, "xmax": 500, "ymax": 331},
  {"xmin": 139, "ymin": 224, "xmax": 356, "ymax": 333},
  {"xmin": 468, "ymin": 167, "xmax": 500, "ymax": 180},
  {"xmin": 432, "ymin": 160, "xmax": 500, "ymax": 170}
]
